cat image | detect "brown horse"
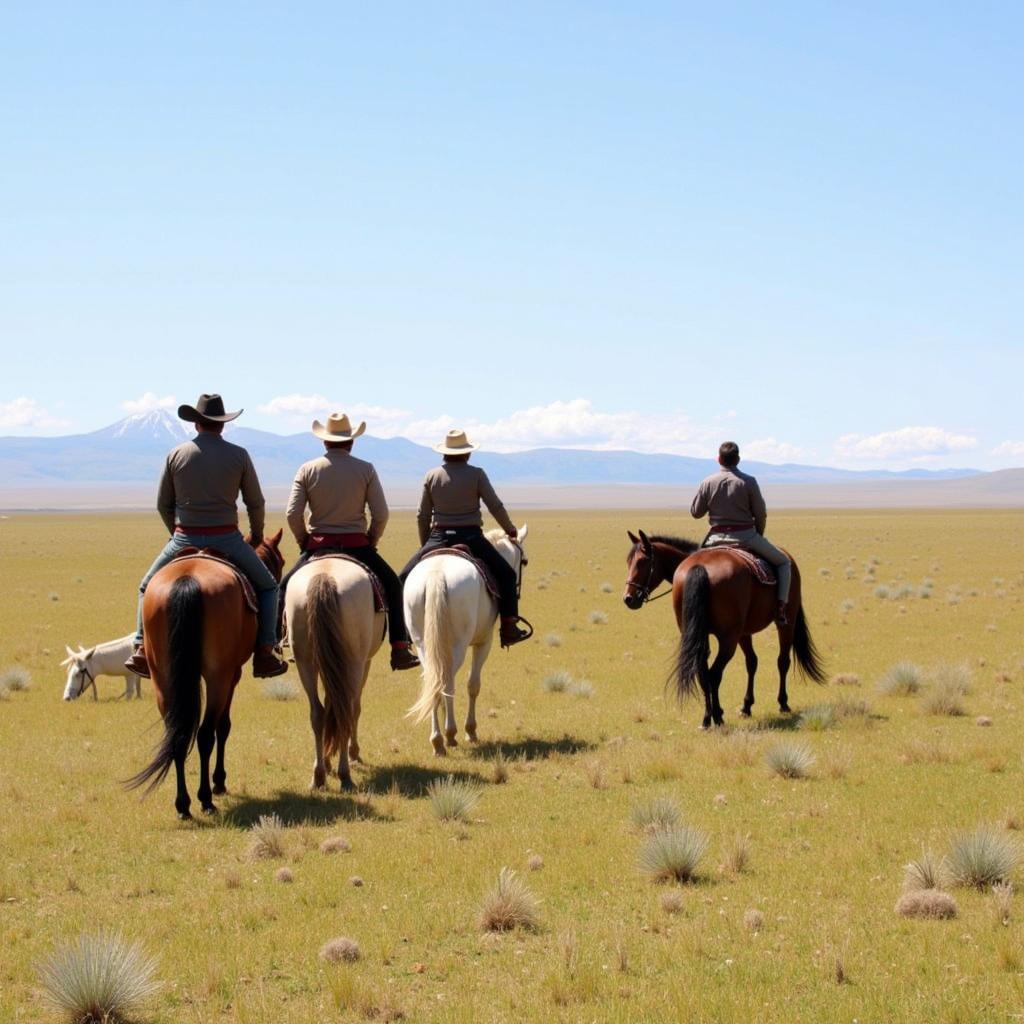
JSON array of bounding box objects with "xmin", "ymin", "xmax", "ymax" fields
[
  {"xmin": 126, "ymin": 531, "xmax": 285, "ymax": 818},
  {"xmin": 624, "ymin": 529, "xmax": 824, "ymax": 729}
]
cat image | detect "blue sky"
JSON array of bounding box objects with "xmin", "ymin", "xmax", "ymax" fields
[{"xmin": 1, "ymin": 2, "xmax": 1021, "ymax": 469}]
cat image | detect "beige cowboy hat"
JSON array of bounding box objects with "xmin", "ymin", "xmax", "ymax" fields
[
  {"xmin": 178, "ymin": 393, "xmax": 242, "ymax": 423},
  {"xmin": 311, "ymin": 412, "xmax": 366, "ymax": 442},
  {"xmin": 433, "ymin": 428, "xmax": 479, "ymax": 455}
]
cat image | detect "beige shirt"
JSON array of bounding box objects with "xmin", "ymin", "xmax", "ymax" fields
[
  {"xmin": 690, "ymin": 467, "xmax": 767, "ymax": 534},
  {"xmin": 157, "ymin": 433, "xmax": 265, "ymax": 536},
  {"xmin": 286, "ymin": 449, "xmax": 388, "ymax": 547},
  {"xmin": 416, "ymin": 461, "xmax": 515, "ymax": 543}
]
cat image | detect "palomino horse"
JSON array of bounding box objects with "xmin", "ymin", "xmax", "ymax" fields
[
  {"xmin": 126, "ymin": 531, "xmax": 285, "ymax": 818},
  {"xmin": 62, "ymin": 634, "xmax": 142, "ymax": 700},
  {"xmin": 285, "ymin": 557, "xmax": 385, "ymax": 792},
  {"xmin": 406, "ymin": 526, "xmax": 528, "ymax": 755},
  {"xmin": 624, "ymin": 529, "xmax": 824, "ymax": 729}
]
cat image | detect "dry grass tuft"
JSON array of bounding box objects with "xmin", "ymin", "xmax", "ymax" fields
[
  {"xmin": 543, "ymin": 671, "xmax": 573, "ymax": 693},
  {"xmin": 831, "ymin": 672, "xmax": 860, "ymax": 687},
  {"xmin": 543, "ymin": 633, "xmax": 562, "ymax": 647},
  {"xmin": 320, "ymin": 936, "xmax": 361, "ymax": 963},
  {"xmin": 946, "ymin": 827, "xmax": 1019, "ymax": 889},
  {"xmin": 274, "ymin": 866, "xmax": 294, "ymax": 884},
  {"xmin": 491, "ymin": 752, "xmax": 509, "ymax": 785},
  {"xmin": 37, "ymin": 931, "xmax": 161, "ymax": 1023},
  {"xmin": 320, "ymin": 836, "xmax": 351, "ymax": 855},
  {"xmin": 976, "ymin": 715, "xmax": 993, "ymax": 727},
  {"xmin": 765, "ymin": 740, "xmax": 815, "ymax": 779},
  {"xmin": 922, "ymin": 684, "xmax": 966, "ymax": 717},
  {"xmin": 478, "ymin": 868, "xmax": 540, "ymax": 932},
  {"xmin": 900, "ymin": 735, "xmax": 954, "ymax": 764},
  {"xmin": 261, "ymin": 677, "xmax": 298, "ymax": 700},
  {"xmin": 630, "ymin": 797, "xmax": 680, "ymax": 834},
  {"xmin": 0, "ymin": 666, "xmax": 31, "ymax": 693},
  {"xmin": 659, "ymin": 890, "xmax": 684, "ymax": 914},
  {"xmin": 584, "ymin": 760, "xmax": 609, "ymax": 790},
  {"xmin": 743, "ymin": 908, "xmax": 764, "ymax": 932},
  {"xmin": 877, "ymin": 662, "xmax": 922, "ymax": 695},
  {"xmin": 427, "ymin": 776, "xmax": 480, "ymax": 822},
  {"xmin": 822, "ymin": 746, "xmax": 853, "ymax": 779},
  {"xmin": 247, "ymin": 814, "xmax": 287, "ymax": 860},
  {"xmin": 992, "ymin": 882, "xmax": 1013, "ymax": 925},
  {"xmin": 894, "ymin": 889, "xmax": 958, "ymax": 919},
  {"xmin": 713, "ymin": 730, "xmax": 761, "ymax": 767},
  {"xmin": 903, "ymin": 849, "xmax": 948, "ymax": 892},
  {"xmin": 588, "ymin": 610, "xmax": 608, "ymax": 625},
  {"xmin": 527, "ymin": 854, "xmax": 544, "ymax": 872},
  {"xmin": 638, "ymin": 825, "xmax": 709, "ymax": 884},
  {"xmin": 932, "ymin": 662, "xmax": 972, "ymax": 694},
  {"xmin": 798, "ymin": 704, "xmax": 836, "ymax": 731},
  {"xmin": 722, "ymin": 833, "xmax": 751, "ymax": 875}
]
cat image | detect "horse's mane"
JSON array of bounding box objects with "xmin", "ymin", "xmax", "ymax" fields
[{"xmin": 648, "ymin": 534, "xmax": 701, "ymax": 555}]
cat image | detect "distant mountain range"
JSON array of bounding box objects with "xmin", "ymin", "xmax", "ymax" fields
[{"xmin": 0, "ymin": 410, "xmax": 983, "ymax": 490}]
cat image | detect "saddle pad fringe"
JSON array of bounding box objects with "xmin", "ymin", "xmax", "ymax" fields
[{"xmin": 420, "ymin": 547, "xmax": 501, "ymax": 600}]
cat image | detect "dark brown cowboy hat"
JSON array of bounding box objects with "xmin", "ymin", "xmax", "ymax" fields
[{"xmin": 177, "ymin": 393, "xmax": 243, "ymax": 424}]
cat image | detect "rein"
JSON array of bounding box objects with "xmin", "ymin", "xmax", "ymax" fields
[
  {"xmin": 510, "ymin": 538, "xmax": 528, "ymax": 599},
  {"xmin": 626, "ymin": 544, "xmax": 673, "ymax": 605}
]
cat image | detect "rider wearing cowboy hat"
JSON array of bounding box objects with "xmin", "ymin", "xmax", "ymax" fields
[
  {"xmin": 125, "ymin": 393, "xmax": 288, "ymax": 679},
  {"xmin": 690, "ymin": 440, "xmax": 792, "ymax": 624},
  {"xmin": 279, "ymin": 412, "xmax": 420, "ymax": 671},
  {"xmin": 400, "ymin": 429, "xmax": 531, "ymax": 647}
]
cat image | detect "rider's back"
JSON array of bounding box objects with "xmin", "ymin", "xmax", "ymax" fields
[{"xmin": 690, "ymin": 466, "xmax": 766, "ymax": 532}]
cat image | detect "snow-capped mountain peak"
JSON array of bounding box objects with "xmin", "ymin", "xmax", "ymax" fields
[{"xmin": 92, "ymin": 409, "xmax": 192, "ymax": 443}]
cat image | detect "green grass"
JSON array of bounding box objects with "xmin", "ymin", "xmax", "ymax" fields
[{"xmin": 2, "ymin": 508, "xmax": 1024, "ymax": 1022}]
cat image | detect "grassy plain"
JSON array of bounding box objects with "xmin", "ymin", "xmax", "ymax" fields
[{"xmin": 1, "ymin": 508, "xmax": 1023, "ymax": 1023}]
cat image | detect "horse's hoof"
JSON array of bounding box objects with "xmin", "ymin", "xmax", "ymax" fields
[
  {"xmin": 177, "ymin": 810, "xmax": 192, "ymax": 821},
  {"xmin": 779, "ymin": 704, "xmax": 792, "ymax": 715},
  {"xmin": 310, "ymin": 780, "xmax": 326, "ymax": 792},
  {"xmin": 465, "ymin": 732, "xmax": 478, "ymax": 744},
  {"xmin": 700, "ymin": 721, "xmax": 712, "ymax": 732},
  {"xmin": 340, "ymin": 777, "xmax": 356, "ymax": 793},
  {"xmin": 212, "ymin": 784, "xmax": 227, "ymax": 796},
  {"xmin": 431, "ymin": 737, "xmax": 447, "ymax": 757},
  {"xmin": 740, "ymin": 708, "xmax": 752, "ymax": 718},
  {"xmin": 349, "ymin": 754, "xmax": 363, "ymax": 764},
  {"xmin": 202, "ymin": 804, "xmax": 218, "ymax": 816},
  {"xmin": 445, "ymin": 735, "xmax": 458, "ymax": 748}
]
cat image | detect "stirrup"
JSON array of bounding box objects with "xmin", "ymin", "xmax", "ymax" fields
[{"xmin": 500, "ymin": 616, "xmax": 534, "ymax": 649}]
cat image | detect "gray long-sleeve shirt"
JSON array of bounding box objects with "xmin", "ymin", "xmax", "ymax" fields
[
  {"xmin": 157, "ymin": 433, "xmax": 266, "ymax": 537},
  {"xmin": 416, "ymin": 462, "xmax": 515, "ymax": 544},
  {"xmin": 689, "ymin": 467, "xmax": 767, "ymax": 534},
  {"xmin": 286, "ymin": 449, "xmax": 389, "ymax": 548}
]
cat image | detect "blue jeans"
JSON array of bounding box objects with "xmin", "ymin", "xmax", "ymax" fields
[{"xmin": 135, "ymin": 530, "xmax": 280, "ymax": 647}]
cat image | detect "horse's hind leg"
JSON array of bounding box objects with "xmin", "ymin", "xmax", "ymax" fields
[
  {"xmin": 430, "ymin": 701, "xmax": 446, "ymax": 757},
  {"xmin": 348, "ymin": 663, "xmax": 371, "ymax": 765},
  {"xmin": 776, "ymin": 626, "xmax": 795, "ymax": 714},
  {"xmin": 708, "ymin": 637, "xmax": 738, "ymax": 728},
  {"xmin": 197, "ymin": 687, "xmax": 228, "ymax": 814},
  {"xmin": 296, "ymin": 657, "xmax": 328, "ymax": 789},
  {"xmin": 739, "ymin": 636, "xmax": 758, "ymax": 717},
  {"xmin": 212, "ymin": 675, "xmax": 239, "ymax": 796},
  {"xmin": 465, "ymin": 640, "xmax": 491, "ymax": 743},
  {"xmin": 444, "ymin": 644, "xmax": 468, "ymax": 748}
]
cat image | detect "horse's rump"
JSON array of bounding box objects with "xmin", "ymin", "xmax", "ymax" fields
[
  {"xmin": 164, "ymin": 550, "xmax": 259, "ymax": 613},
  {"xmin": 421, "ymin": 546, "xmax": 500, "ymax": 600},
  {"xmin": 306, "ymin": 552, "xmax": 387, "ymax": 612}
]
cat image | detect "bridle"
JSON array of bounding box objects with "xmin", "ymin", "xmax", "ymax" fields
[
  {"xmin": 510, "ymin": 538, "xmax": 529, "ymax": 599},
  {"xmin": 73, "ymin": 661, "xmax": 96, "ymax": 697},
  {"xmin": 625, "ymin": 545, "xmax": 671, "ymax": 605}
]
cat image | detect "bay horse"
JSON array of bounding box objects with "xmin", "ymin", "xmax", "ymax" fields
[
  {"xmin": 405, "ymin": 526, "xmax": 528, "ymax": 755},
  {"xmin": 285, "ymin": 557, "xmax": 385, "ymax": 792},
  {"xmin": 623, "ymin": 529, "xmax": 824, "ymax": 729},
  {"xmin": 126, "ymin": 530, "xmax": 285, "ymax": 818}
]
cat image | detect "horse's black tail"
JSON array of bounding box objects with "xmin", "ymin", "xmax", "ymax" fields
[
  {"xmin": 672, "ymin": 565, "xmax": 710, "ymax": 701},
  {"xmin": 125, "ymin": 575, "xmax": 203, "ymax": 793},
  {"xmin": 792, "ymin": 605, "xmax": 826, "ymax": 684}
]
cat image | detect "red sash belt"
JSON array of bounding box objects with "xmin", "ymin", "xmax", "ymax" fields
[
  {"xmin": 306, "ymin": 532, "xmax": 370, "ymax": 551},
  {"xmin": 709, "ymin": 523, "xmax": 754, "ymax": 533},
  {"xmin": 175, "ymin": 523, "xmax": 238, "ymax": 536}
]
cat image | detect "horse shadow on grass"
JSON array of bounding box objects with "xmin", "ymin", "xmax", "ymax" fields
[
  {"xmin": 466, "ymin": 734, "xmax": 595, "ymax": 761},
  {"xmin": 359, "ymin": 762, "xmax": 486, "ymax": 798},
  {"xmin": 220, "ymin": 789, "xmax": 382, "ymax": 829}
]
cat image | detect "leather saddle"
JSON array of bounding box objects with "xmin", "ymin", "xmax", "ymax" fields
[
  {"xmin": 305, "ymin": 551, "xmax": 387, "ymax": 612},
  {"xmin": 421, "ymin": 545, "xmax": 501, "ymax": 600},
  {"xmin": 168, "ymin": 547, "xmax": 259, "ymax": 614},
  {"xmin": 718, "ymin": 546, "xmax": 776, "ymax": 586}
]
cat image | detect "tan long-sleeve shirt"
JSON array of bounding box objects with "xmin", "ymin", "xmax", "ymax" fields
[
  {"xmin": 689, "ymin": 467, "xmax": 767, "ymax": 534},
  {"xmin": 286, "ymin": 449, "xmax": 389, "ymax": 548},
  {"xmin": 157, "ymin": 433, "xmax": 266, "ymax": 536},
  {"xmin": 416, "ymin": 461, "xmax": 515, "ymax": 544}
]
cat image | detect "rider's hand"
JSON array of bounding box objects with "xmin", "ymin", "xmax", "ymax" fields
[{"xmin": 506, "ymin": 527, "xmax": 518, "ymax": 540}]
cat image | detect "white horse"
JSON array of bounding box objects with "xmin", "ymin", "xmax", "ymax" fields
[
  {"xmin": 405, "ymin": 525, "xmax": 528, "ymax": 755},
  {"xmin": 285, "ymin": 558, "xmax": 385, "ymax": 791},
  {"xmin": 61, "ymin": 634, "xmax": 142, "ymax": 701}
]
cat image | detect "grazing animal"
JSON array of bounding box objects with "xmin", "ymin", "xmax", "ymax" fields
[
  {"xmin": 62, "ymin": 635, "xmax": 142, "ymax": 700},
  {"xmin": 126, "ymin": 531, "xmax": 285, "ymax": 819},
  {"xmin": 623, "ymin": 529, "xmax": 825, "ymax": 729},
  {"xmin": 405, "ymin": 526, "xmax": 528, "ymax": 755},
  {"xmin": 285, "ymin": 556, "xmax": 386, "ymax": 791}
]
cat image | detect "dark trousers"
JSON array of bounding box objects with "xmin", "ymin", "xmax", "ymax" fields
[
  {"xmin": 400, "ymin": 527, "xmax": 518, "ymax": 618},
  {"xmin": 279, "ymin": 545, "xmax": 409, "ymax": 644}
]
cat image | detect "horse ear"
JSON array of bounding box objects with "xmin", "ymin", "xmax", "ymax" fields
[
  {"xmin": 627, "ymin": 530, "xmax": 639, "ymax": 544},
  {"xmin": 84, "ymin": 647, "xmax": 96, "ymax": 660},
  {"xmin": 65, "ymin": 645, "xmax": 75, "ymax": 658},
  {"xmin": 518, "ymin": 523, "xmax": 528, "ymax": 541},
  {"xmin": 638, "ymin": 529, "xmax": 652, "ymax": 550},
  {"xmin": 271, "ymin": 528, "xmax": 283, "ymax": 546}
]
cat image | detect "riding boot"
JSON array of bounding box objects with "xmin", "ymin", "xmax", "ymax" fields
[
  {"xmin": 390, "ymin": 641, "xmax": 420, "ymax": 671},
  {"xmin": 124, "ymin": 642, "xmax": 151, "ymax": 679},
  {"xmin": 253, "ymin": 643, "xmax": 288, "ymax": 678},
  {"xmin": 776, "ymin": 600, "xmax": 788, "ymax": 626},
  {"xmin": 500, "ymin": 616, "xmax": 532, "ymax": 648}
]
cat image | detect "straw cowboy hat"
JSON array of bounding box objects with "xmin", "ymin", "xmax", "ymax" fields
[
  {"xmin": 311, "ymin": 412, "xmax": 366, "ymax": 443},
  {"xmin": 178, "ymin": 393, "xmax": 242, "ymax": 423},
  {"xmin": 433, "ymin": 429, "xmax": 479, "ymax": 455}
]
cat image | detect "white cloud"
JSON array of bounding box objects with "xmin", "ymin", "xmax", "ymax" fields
[
  {"xmin": 0, "ymin": 397, "xmax": 70, "ymax": 431},
  {"xmin": 992, "ymin": 440, "xmax": 1024, "ymax": 458},
  {"xmin": 121, "ymin": 392, "xmax": 176, "ymax": 414},
  {"xmin": 835, "ymin": 426, "xmax": 978, "ymax": 462},
  {"xmin": 257, "ymin": 394, "xmax": 412, "ymax": 434},
  {"xmin": 258, "ymin": 393, "xmax": 335, "ymax": 417},
  {"xmin": 743, "ymin": 437, "xmax": 805, "ymax": 462}
]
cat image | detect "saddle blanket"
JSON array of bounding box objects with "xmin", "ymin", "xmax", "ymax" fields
[
  {"xmin": 306, "ymin": 552, "xmax": 387, "ymax": 613},
  {"xmin": 705, "ymin": 544, "xmax": 776, "ymax": 586},
  {"xmin": 421, "ymin": 546, "xmax": 501, "ymax": 600},
  {"xmin": 168, "ymin": 548, "xmax": 259, "ymax": 614}
]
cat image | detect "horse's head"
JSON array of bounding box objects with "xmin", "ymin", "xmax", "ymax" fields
[
  {"xmin": 488, "ymin": 523, "xmax": 529, "ymax": 573},
  {"xmin": 623, "ymin": 529, "xmax": 660, "ymax": 610},
  {"xmin": 61, "ymin": 645, "xmax": 96, "ymax": 700},
  {"xmin": 250, "ymin": 528, "xmax": 286, "ymax": 583}
]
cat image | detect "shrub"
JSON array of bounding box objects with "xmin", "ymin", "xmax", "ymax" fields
[
  {"xmin": 0, "ymin": 666, "xmax": 31, "ymax": 692},
  {"xmin": 320, "ymin": 937, "xmax": 361, "ymax": 963},
  {"xmin": 638, "ymin": 826, "xmax": 709, "ymax": 884},
  {"xmin": 922, "ymin": 685, "xmax": 966, "ymax": 717},
  {"xmin": 630, "ymin": 797, "xmax": 681, "ymax": 834},
  {"xmin": 874, "ymin": 585, "xmax": 891, "ymax": 600},
  {"xmin": 600, "ymin": 582, "xmax": 614, "ymax": 593},
  {"xmin": 320, "ymin": 836, "xmax": 351, "ymax": 855},
  {"xmin": 946, "ymin": 827, "xmax": 1019, "ymax": 889},
  {"xmin": 427, "ymin": 775, "xmax": 480, "ymax": 822},
  {"xmin": 491, "ymin": 752, "xmax": 509, "ymax": 785},
  {"xmin": 478, "ymin": 868, "xmax": 539, "ymax": 932},
  {"xmin": 247, "ymin": 814, "xmax": 287, "ymax": 860},
  {"xmin": 571, "ymin": 680, "xmax": 594, "ymax": 699},
  {"xmin": 894, "ymin": 890, "xmax": 958, "ymax": 919},
  {"xmin": 931, "ymin": 663, "xmax": 971, "ymax": 695},
  {"xmin": 543, "ymin": 633, "xmax": 562, "ymax": 648},
  {"xmin": 527, "ymin": 854, "xmax": 544, "ymax": 871},
  {"xmin": 877, "ymin": 662, "xmax": 922, "ymax": 696},
  {"xmin": 743, "ymin": 908, "xmax": 764, "ymax": 932},
  {"xmin": 37, "ymin": 931, "xmax": 160, "ymax": 1023},
  {"xmin": 543, "ymin": 671, "xmax": 572, "ymax": 693},
  {"xmin": 659, "ymin": 890, "xmax": 684, "ymax": 914},
  {"xmin": 588, "ymin": 610, "xmax": 608, "ymax": 625},
  {"xmin": 765, "ymin": 741, "xmax": 815, "ymax": 779},
  {"xmin": 799, "ymin": 705, "xmax": 836, "ymax": 731},
  {"xmin": 903, "ymin": 849, "xmax": 948, "ymax": 892},
  {"xmin": 262, "ymin": 678, "xmax": 298, "ymax": 701},
  {"xmin": 275, "ymin": 867, "xmax": 294, "ymax": 884},
  {"xmin": 723, "ymin": 833, "xmax": 751, "ymax": 875},
  {"xmin": 993, "ymin": 881, "xmax": 1013, "ymax": 925}
]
